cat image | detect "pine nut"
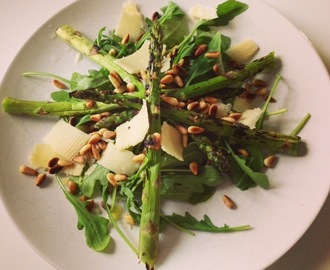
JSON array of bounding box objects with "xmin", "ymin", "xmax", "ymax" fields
[
  {"xmin": 140, "ymin": 70, "xmax": 147, "ymax": 81},
  {"xmin": 252, "ymin": 78, "xmax": 267, "ymax": 87},
  {"xmin": 173, "ymin": 64, "xmax": 187, "ymax": 76},
  {"xmin": 221, "ymin": 116, "xmax": 236, "ymax": 123},
  {"xmin": 182, "ymin": 134, "xmax": 188, "ymax": 148},
  {"xmin": 222, "ymin": 195, "xmax": 236, "ymax": 209},
  {"xmin": 114, "ymin": 174, "xmax": 127, "ymax": 181},
  {"xmin": 178, "ymin": 58, "xmax": 185, "ymax": 67},
  {"xmin": 189, "ymin": 161, "xmax": 199, "ymax": 175},
  {"xmin": 187, "ymin": 125, "xmax": 205, "ymax": 134},
  {"xmin": 175, "ymin": 124, "xmax": 188, "ymax": 135},
  {"xmin": 121, "ymin": 33, "xmax": 130, "ymax": 45},
  {"xmin": 85, "ymin": 99, "xmax": 94, "ymax": 109},
  {"xmin": 107, "ymin": 173, "xmax": 117, "ymax": 187},
  {"xmin": 109, "ymin": 48, "xmax": 117, "ymax": 57},
  {"xmin": 205, "ymin": 51, "xmax": 221, "ymax": 59},
  {"xmin": 97, "ymin": 140, "xmax": 107, "ymax": 151},
  {"xmin": 160, "ymin": 74, "xmax": 174, "ymax": 84},
  {"xmin": 255, "ymin": 87, "xmax": 269, "ymax": 96},
  {"xmin": 103, "ymin": 130, "xmax": 116, "ymax": 139},
  {"xmin": 228, "ymin": 112, "xmax": 242, "ymax": 120},
  {"xmin": 204, "ymin": 96, "xmax": 218, "ymax": 104},
  {"xmin": 35, "ymin": 173, "xmax": 47, "ymax": 186},
  {"xmin": 85, "ymin": 199, "xmax": 95, "ymax": 212},
  {"xmin": 98, "ymin": 128, "xmax": 109, "ymax": 136},
  {"xmin": 90, "ymin": 114, "xmax": 102, "ymax": 122},
  {"xmin": 57, "ymin": 159, "xmax": 74, "ymax": 167},
  {"xmin": 132, "ymin": 153, "xmax": 145, "ymax": 163},
  {"xmin": 152, "ymin": 132, "xmax": 162, "ymax": 150},
  {"xmin": 109, "ymin": 74, "xmax": 121, "ymax": 88},
  {"xmin": 264, "ymin": 155, "xmax": 277, "ymax": 168},
  {"xmin": 126, "ymin": 83, "xmax": 136, "ymax": 92},
  {"xmin": 194, "ymin": 44, "xmax": 207, "ymax": 57},
  {"xmin": 48, "ymin": 157, "xmax": 59, "ymax": 168},
  {"xmin": 161, "ymin": 95, "xmax": 179, "ymax": 107},
  {"xmin": 166, "ymin": 69, "xmax": 178, "ymax": 76},
  {"xmin": 91, "ymin": 144, "xmax": 101, "ymax": 160},
  {"xmin": 19, "ymin": 165, "xmax": 38, "ymax": 176},
  {"xmin": 173, "ymin": 75, "xmax": 184, "ymax": 88},
  {"xmin": 48, "ymin": 164, "xmax": 63, "ymax": 174},
  {"xmin": 237, "ymin": 148, "xmax": 249, "ymax": 157},
  {"xmin": 52, "ymin": 79, "xmax": 67, "ymax": 89},
  {"xmin": 88, "ymin": 134, "xmax": 101, "ymax": 145},
  {"xmin": 208, "ymin": 103, "xmax": 218, "ymax": 117},
  {"xmin": 72, "ymin": 155, "xmax": 87, "ymax": 164},
  {"xmin": 187, "ymin": 101, "xmax": 199, "ymax": 111},
  {"xmin": 68, "ymin": 180, "xmax": 77, "ymax": 194},
  {"xmin": 213, "ymin": 64, "xmax": 221, "ymax": 75},
  {"xmin": 125, "ymin": 213, "xmax": 135, "ymax": 228},
  {"xmin": 79, "ymin": 144, "xmax": 91, "ymax": 155}
]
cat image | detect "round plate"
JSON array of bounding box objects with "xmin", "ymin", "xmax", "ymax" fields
[{"xmin": 0, "ymin": 0, "xmax": 329, "ymax": 269}]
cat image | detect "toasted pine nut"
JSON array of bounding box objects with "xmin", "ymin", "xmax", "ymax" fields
[
  {"xmin": 103, "ymin": 130, "xmax": 116, "ymax": 139},
  {"xmin": 85, "ymin": 99, "xmax": 94, "ymax": 109},
  {"xmin": 175, "ymin": 124, "xmax": 188, "ymax": 135},
  {"xmin": 264, "ymin": 155, "xmax": 277, "ymax": 168},
  {"xmin": 189, "ymin": 161, "xmax": 199, "ymax": 175},
  {"xmin": 222, "ymin": 195, "xmax": 236, "ymax": 209},
  {"xmin": 182, "ymin": 134, "xmax": 188, "ymax": 148},
  {"xmin": 114, "ymin": 174, "xmax": 127, "ymax": 181},
  {"xmin": 52, "ymin": 79, "xmax": 67, "ymax": 89},
  {"xmin": 107, "ymin": 173, "xmax": 117, "ymax": 187},
  {"xmin": 85, "ymin": 199, "xmax": 95, "ymax": 212},
  {"xmin": 194, "ymin": 44, "xmax": 207, "ymax": 57},
  {"xmin": 72, "ymin": 155, "xmax": 87, "ymax": 164},
  {"xmin": 140, "ymin": 70, "xmax": 147, "ymax": 81},
  {"xmin": 125, "ymin": 213, "xmax": 135, "ymax": 228},
  {"xmin": 90, "ymin": 114, "xmax": 102, "ymax": 122},
  {"xmin": 152, "ymin": 132, "xmax": 162, "ymax": 150},
  {"xmin": 68, "ymin": 180, "xmax": 77, "ymax": 194},
  {"xmin": 173, "ymin": 64, "xmax": 187, "ymax": 76},
  {"xmin": 166, "ymin": 69, "xmax": 178, "ymax": 76},
  {"xmin": 228, "ymin": 112, "xmax": 242, "ymax": 120},
  {"xmin": 57, "ymin": 159, "xmax": 74, "ymax": 167},
  {"xmin": 98, "ymin": 128, "xmax": 109, "ymax": 136},
  {"xmin": 205, "ymin": 51, "xmax": 221, "ymax": 59},
  {"xmin": 237, "ymin": 148, "xmax": 249, "ymax": 157},
  {"xmin": 79, "ymin": 144, "xmax": 92, "ymax": 155},
  {"xmin": 187, "ymin": 126, "xmax": 205, "ymax": 134},
  {"xmin": 252, "ymin": 78, "xmax": 267, "ymax": 87},
  {"xmin": 132, "ymin": 153, "xmax": 146, "ymax": 163},
  {"xmin": 91, "ymin": 144, "xmax": 101, "ymax": 160},
  {"xmin": 109, "ymin": 74, "xmax": 121, "ymax": 88},
  {"xmin": 213, "ymin": 64, "xmax": 221, "ymax": 75},
  {"xmin": 160, "ymin": 74, "xmax": 174, "ymax": 84},
  {"xmin": 208, "ymin": 103, "xmax": 218, "ymax": 117},
  {"xmin": 19, "ymin": 165, "xmax": 38, "ymax": 176},
  {"xmin": 221, "ymin": 116, "xmax": 236, "ymax": 123},
  {"xmin": 126, "ymin": 83, "xmax": 136, "ymax": 92},
  {"xmin": 48, "ymin": 164, "xmax": 63, "ymax": 174},
  {"xmin": 173, "ymin": 75, "xmax": 184, "ymax": 88},
  {"xmin": 97, "ymin": 140, "xmax": 107, "ymax": 151},
  {"xmin": 204, "ymin": 95, "xmax": 218, "ymax": 104},
  {"xmin": 187, "ymin": 101, "xmax": 199, "ymax": 111},
  {"xmin": 161, "ymin": 95, "xmax": 179, "ymax": 107},
  {"xmin": 255, "ymin": 87, "xmax": 269, "ymax": 96},
  {"xmin": 48, "ymin": 157, "xmax": 59, "ymax": 168},
  {"xmin": 121, "ymin": 33, "xmax": 130, "ymax": 45},
  {"xmin": 35, "ymin": 173, "xmax": 47, "ymax": 186},
  {"xmin": 88, "ymin": 134, "xmax": 101, "ymax": 145}
]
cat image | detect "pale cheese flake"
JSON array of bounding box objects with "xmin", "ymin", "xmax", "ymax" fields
[
  {"xmin": 43, "ymin": 119, "xmax": 91, "ymax": 160},
  {"xmin": 115, "ymin": 1, "xmax": 144, "ymax": 42},
  {"xmin": 98, "ymin": 141, "xmax": 140, "ymax": 176},
  {"xmin": 114, "ymin": 40, "xmax": 150, "ymax": 74},
  {"xmin": 161, "ymin": 121, "xmax": 184, "ymax": 161},
  {"xmin": 189, "ymin": 4, "xmax": 217, "ymax": 20},
  {"xmin": 238, "ymin": 108, "xmax": 263, "ymax": 129},
  {"xmin": 115, "ymin": 99, "xmax": 149, "ymax": 149}
]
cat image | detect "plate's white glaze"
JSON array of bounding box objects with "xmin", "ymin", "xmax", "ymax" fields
[{"xmin": 0, "ymin": 0, "xmax": 329, "ymax": 269}]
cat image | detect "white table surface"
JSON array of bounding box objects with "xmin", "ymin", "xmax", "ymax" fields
[{"xmin": 0, "ymin": 0, "xmax": 329, "ymax": 269}]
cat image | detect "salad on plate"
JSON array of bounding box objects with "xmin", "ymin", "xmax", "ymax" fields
[{"xmin": 1, "ymin": 0, "xmax": 310, "ymax": 269}]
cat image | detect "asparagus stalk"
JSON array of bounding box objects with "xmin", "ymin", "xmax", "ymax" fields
[
  {"xmin": 138, "ymin": 20, "xmax": 163, "ymax": 270},
  {"xmin": 55, "ymin": 25, "xmax": 145, "ymax": 97},
  {"xmin": 166, "ymin": 52, "xmax": 277, "ymax": 101},
  {"xmin": 2, "ymin": 96, "xmax": 118, "ymax": 116},
  {"xmin": 94, "ymin": 109, "xmax": 138, "ymax": 129},
  {"xmin": 161, "ymin": 105, "xmax": 301, "ymax": 156}
]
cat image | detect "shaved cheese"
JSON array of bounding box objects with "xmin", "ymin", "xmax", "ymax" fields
[
  {"xmin": 189, "ymin": 4, "xmax": 217, "ymax": 20},
  {"xmin": 161, "ymin": 122, "xmax": 184, "ymax": 161},
  {"xmin": 43, "ymin": 119, "xmax": 91, "ymax": 160},
  {"xmin": 114, "ymin": 40, "xmax": 150, "ymax": 74},
  {"xmin": 29, "ymin": 143, "xmax": 85, "ymax": 176},
  {"xmin": 98, "ymin": 141, "xmax": 140, "ymax": 176},
  {"xmin": 238, "ymin": 108, "xmax": 263, "ymax": 129},
  {"xmin": 225, "ymin": 39, "xmax": 259, "ymax": 64},
  {"xmin": 115, "ymin": 99, "xmax": 149, "ymax": 149},
  {"xmin": 115, "ymin": 1, "xmax": 144, "ymax": 42},
  {"xmin": 216, "ymin": 103, "xmax": 232, "ymax": 119}
]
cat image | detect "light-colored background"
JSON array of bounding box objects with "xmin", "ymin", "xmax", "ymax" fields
[{"xmin": 0, "ymin": 0, "xmax": 329, "ymax": 269}]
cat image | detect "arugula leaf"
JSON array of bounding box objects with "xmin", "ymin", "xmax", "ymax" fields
[
  {"xmin": 56, "ymin": 175, "xmax": 110, "ymax": 251},
  {"xmin": 161, "ymin": 165, "xmax": 224, "ymax": 204},
  {"xmin": 51, "ymin": 90, "xmax": 71, "ymax": 102},
  {"xmin": 159, "ymin": 1, "xmax": 189, "ymax": 48},
  {"xmin": 225, "ymin": 141, "xmax": 269, "ymax": 189},
  {"xmin": 70, "ymin": 68, "xmax": 111, "ymax": 91},
  {"xmin": 165, "ymin": 212, "xmax": 251, "ymax": 232},
  {"xmin": 79, "ymin": 164, "xmax": 110, "ymax": 197}
]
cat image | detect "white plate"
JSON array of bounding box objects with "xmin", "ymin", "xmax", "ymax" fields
[{"xmin": 0, "ymin": 0, "xmax": 329, "ymax": 269}]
